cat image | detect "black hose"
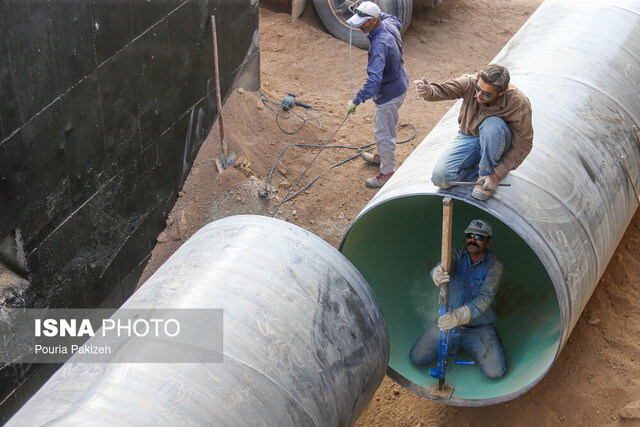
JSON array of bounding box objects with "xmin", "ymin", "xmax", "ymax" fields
[
  {"xmin": 268, "ymin": 122, "xmax": 418, "ymax": 217},
  {"xmin": 271, "ymin": 113, "xmax": 351, "ymax": 217}
]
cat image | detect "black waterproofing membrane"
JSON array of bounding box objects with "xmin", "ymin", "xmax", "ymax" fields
[{"xmin": 0, "ymin": 0, "xmax": 259, "ymax": 419}]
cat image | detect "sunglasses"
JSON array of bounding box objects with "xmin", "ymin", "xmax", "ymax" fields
[
  {"xmin": 472, "ymin": 80, "xmax": 493, "ymax": 100},
  {"xmin": 466, "ymin": 233, "xmax": 487, "ymax": 242}
]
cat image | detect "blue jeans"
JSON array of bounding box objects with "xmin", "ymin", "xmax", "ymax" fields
[
  {"xmin": 431, "ymin": 116, "xmax": 512, "ymax": 187},
  {"xmin": 409, "ymin": 322, "xmax": 507, "ymax": 379}
]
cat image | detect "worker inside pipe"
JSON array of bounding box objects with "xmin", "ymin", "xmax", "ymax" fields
[
  {"xmin": 414, "ymin": 64, "xmax": 533, "ymax": 201},
  {"xmin": 409, "ymin": 219, "xmax": 507, "ymax": 379}
]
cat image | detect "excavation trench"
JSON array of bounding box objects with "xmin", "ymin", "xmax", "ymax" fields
[{"xmin": 7, "ymin": 0, "xmax": 640, "ymax": 420}]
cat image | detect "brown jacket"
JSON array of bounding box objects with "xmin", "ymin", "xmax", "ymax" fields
[{"xmin": 422, "ymin": 73, "xmax": 533, "ymax": 179}]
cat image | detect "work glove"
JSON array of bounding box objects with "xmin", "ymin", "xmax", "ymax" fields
[
  {"xmin": 432, "ymin": 264, "xmax": 449, "ymax": 287},
  {"xmin": 438, "ymin": 305, "xmax": 471, "ymax": 331},
  {"xmin": 347, "ymin": 100, "xmax": 357, "ymax": 115},
  {"xmin": 478, "ymin": 173, "xmax": 500, "ymax": 191},
  {"xmin": 414, "ymin": 78, "xmax": 431, "ymax": 98}
]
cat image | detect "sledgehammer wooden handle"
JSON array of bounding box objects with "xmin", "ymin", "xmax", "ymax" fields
[
  {"xmin": 439, "ymin": 197, "xmax": 453, "ymax": 306},
  {"xmin": 211, "ymin": 16, "xmax": 226, "ymax": 154}
]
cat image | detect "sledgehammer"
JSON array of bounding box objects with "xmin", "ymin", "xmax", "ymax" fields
[{"xmin": 211, "ymin": 15, "xmax": 237, "ymax": 172}]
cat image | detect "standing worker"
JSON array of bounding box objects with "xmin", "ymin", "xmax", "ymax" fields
[
  {"xmin": 409, "ymin": 219, "xmax": 507, "ymax": 379},
  {"xmin": 415, "ymin": 64, "xmax": 533, "ymax": 200},
  {"xmin": 346, "ymin": 1, "xmax": 409, "ymax": 189}
]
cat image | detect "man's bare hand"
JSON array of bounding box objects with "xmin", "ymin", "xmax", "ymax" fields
[
  {"xmin": 414, "ymin": 78, "xmax": 430, "ymax": 98},
  {"xmin": 478, "ymin": 173, "xmax": 500, "ymax": 191}
]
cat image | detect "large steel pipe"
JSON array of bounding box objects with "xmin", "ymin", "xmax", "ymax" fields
[
  {"xmin": 8, "ymin": 216, "xmax": 389, "ymax": 425},
  {"xmin": 340, "ymin": 0, "xmax": 640, "ymax": 406}
]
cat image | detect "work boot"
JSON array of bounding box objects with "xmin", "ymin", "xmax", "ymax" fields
[
  {"xmin": 366, "ymin": 172, "xmax": 393, "ymax": 188},
  {"xmin": 471, "ymin": 183, "xmax": 494, "ymax": 201},
  {"xmin": 362, "ymin": 152, "xmax": 381, "ymax": 165}
]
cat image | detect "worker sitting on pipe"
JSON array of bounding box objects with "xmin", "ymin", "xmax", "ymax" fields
[
  {"xmin": 409, "ymin": 219, "xmax": 507, "ymax": 379},
  {"xmin": 415, "ymin": 64, "xmax": 533, "ymax": 200}
]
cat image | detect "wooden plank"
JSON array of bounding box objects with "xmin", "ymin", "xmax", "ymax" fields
[
  {"xmin": 441, "ymin": 197, "xmax": 453, "ymax": 273},
  {"xmin": 438, "ymin": 197, "xmax": 453, "ymax": 307}
]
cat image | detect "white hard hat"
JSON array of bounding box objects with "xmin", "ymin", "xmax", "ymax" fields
[{"xmin": 346, "ymin": 2, "xmax": 381, "ymax": 28}]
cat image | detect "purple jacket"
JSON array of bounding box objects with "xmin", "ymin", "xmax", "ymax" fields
[{"xmin": 353, "ymin": 13, "xmax": 409, "ymax": 106}]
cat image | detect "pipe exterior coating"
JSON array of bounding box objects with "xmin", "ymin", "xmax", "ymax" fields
[
  {"xmin": 8, "ymin": 216, "xmax": 389, "ymax": 426},
  {"xmin": 340, "ymin": 0, "xmax": 640, "ymax": 405}
]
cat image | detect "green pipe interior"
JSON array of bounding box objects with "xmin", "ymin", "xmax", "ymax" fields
[{"xmin": 341, "ymin": 195, "xmax": 561, "ymax": 402}]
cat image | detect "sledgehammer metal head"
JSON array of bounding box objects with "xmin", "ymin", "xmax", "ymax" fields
[{"xmin": 215, "ymin": 138, "xmax": 237, "ymax": 172}]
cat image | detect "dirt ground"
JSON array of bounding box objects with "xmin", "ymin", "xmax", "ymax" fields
[{"xmin": 138, "ymin": 0, "xmax": 640, "ymax": 425}]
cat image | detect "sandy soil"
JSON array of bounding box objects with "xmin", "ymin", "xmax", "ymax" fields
[{"xmin": 138, "ymin": 0, "xmax": 640, "ymax": 425}]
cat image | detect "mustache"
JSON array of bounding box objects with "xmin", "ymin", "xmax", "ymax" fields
[{"xmin": 466, "ymin": 242, "xmax": 479, "ymax": 248}]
